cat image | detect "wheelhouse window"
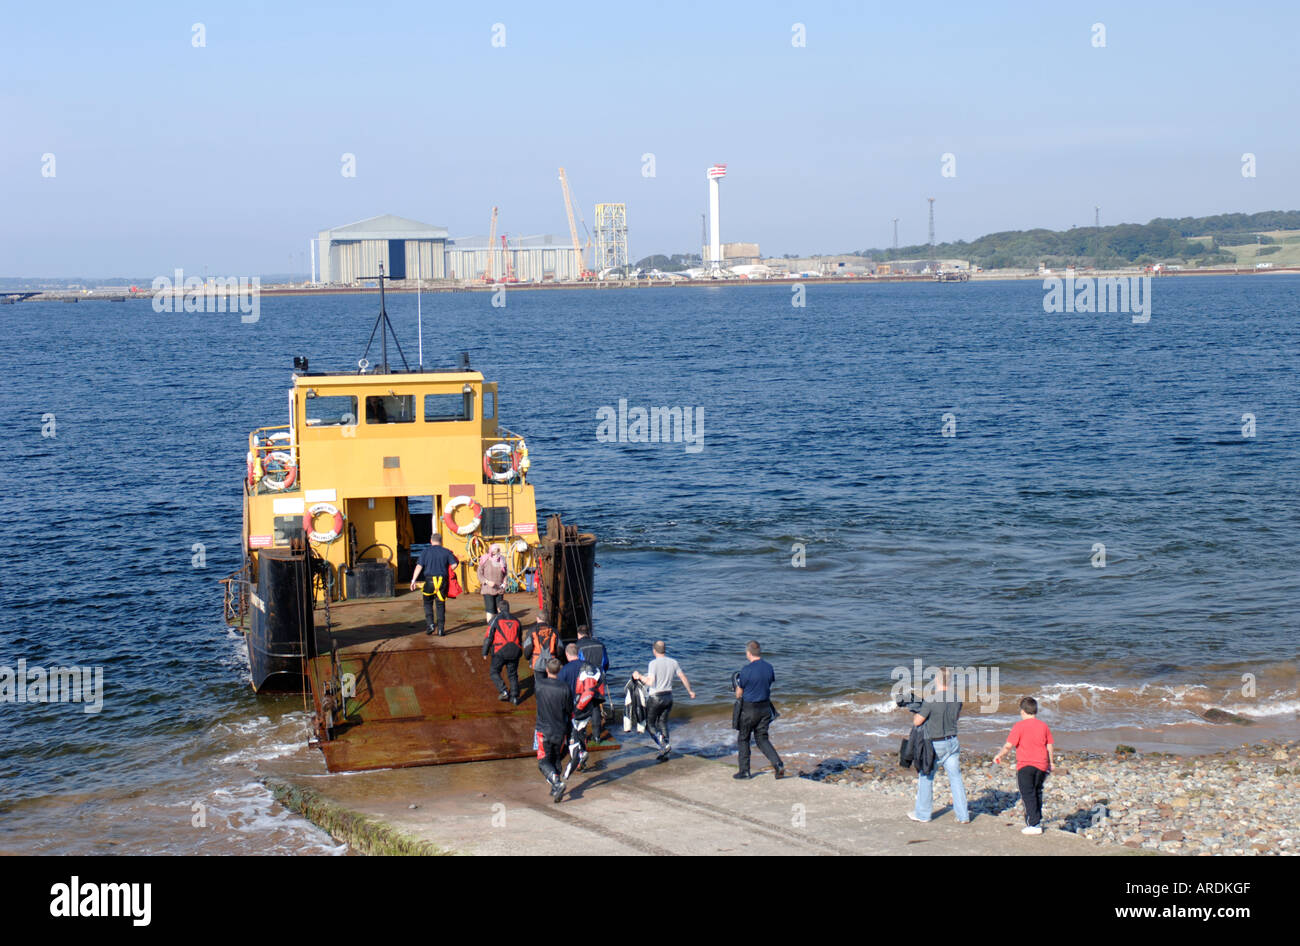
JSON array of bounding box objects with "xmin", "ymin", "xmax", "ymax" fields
[
  {"xmin": 424, "ymin": 391, "xmax": 474, "ymax": 422},
  {"xmin": 366, "ymin": 394, "xmax": 416, "ymax": 424},
  {"xmin": 303, "ymin": 393, "xmax": 357, "ymax": 427}
]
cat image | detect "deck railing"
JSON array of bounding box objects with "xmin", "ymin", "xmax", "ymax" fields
[
  {"xmin": 247, "ymin": 425, "xmax": 299, "ymax": 494},
  {"xmin": 220, "ymin": 565, "xmax": 250, "ymax": 625}
]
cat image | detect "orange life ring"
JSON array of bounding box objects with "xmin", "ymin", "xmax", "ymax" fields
[
  {"xmin": 442, "ymin": 495, "xmax": 483, "ymax": 536},
  {"xmin": 262, "ymin": 450, "xmax": 297, "ymax": 491},
  {"xmin": 304, "ymin": 503, "xmax": 344, "ymax": 543}
]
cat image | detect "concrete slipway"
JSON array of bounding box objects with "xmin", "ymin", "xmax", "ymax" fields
[{"xmin": 264, "ymin": 747, "xmax": 1133, "ymax": 856}]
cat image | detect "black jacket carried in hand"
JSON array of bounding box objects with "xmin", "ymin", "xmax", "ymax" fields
[{"xmin": 899, "ymin": 723, "xmax": 936, "ymax": 776}]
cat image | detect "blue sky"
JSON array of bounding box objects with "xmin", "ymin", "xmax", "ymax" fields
[{"xmin": 2, "ymin": 0, "xmax": 1296, "ymax": 276}]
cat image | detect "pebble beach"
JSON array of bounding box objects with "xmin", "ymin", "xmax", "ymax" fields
[{"xmin": 809, "ymin": 738, "xmax": 1298, "ymax": 856}]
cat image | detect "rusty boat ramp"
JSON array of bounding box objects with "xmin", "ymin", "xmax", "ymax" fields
[{"xmin": 262, "ymin": 747, "xmax": 1127, "ymax": 857}]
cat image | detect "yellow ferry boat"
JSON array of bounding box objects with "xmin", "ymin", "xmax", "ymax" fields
[{"xmin": 222, "ymin": 280, "xmax": 597, "ymax": 771}]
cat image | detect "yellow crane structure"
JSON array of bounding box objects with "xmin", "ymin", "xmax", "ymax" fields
[
  {"xmin": 558, "ymin": 167, "xmax": 592, "ymax": 280},
  {"xmin": 483, "ymin": 206, "xmax": 499, "ymax": 283}
]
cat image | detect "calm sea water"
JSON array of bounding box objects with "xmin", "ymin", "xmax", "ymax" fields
[{"xmin": 1, "ymin": 277, "xmax": 1296, "ymax": 853}]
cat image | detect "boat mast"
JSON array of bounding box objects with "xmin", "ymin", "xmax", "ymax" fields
[{"xmin": 358, "ymin": 263, "xmax": 410, "ymax": 373}]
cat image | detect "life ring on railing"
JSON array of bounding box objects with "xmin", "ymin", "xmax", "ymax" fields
[
  {"xmin": 483, "ymin": 443, "xmax": 521, "ymax": 483},
  {"xmin": 262, "ymin": 450, "xmax": 297, "ymax": 490},
  {"xmin": 442, "ymin": 495, "xmax": 482, "ymax": 536},
  {"xmin": 246, "ymin": 450, "xmax": 259, "ymax": 487},
  {"xmin": 304, "ymin": 503, "xmax": 344, "ymax": 543}
]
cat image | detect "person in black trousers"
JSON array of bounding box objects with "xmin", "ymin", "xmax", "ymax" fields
[
  {"xmin": 409, "ymin": 533, "xmax": 459, "ymax": 636},
  {"xmin": 734, "ymin": 640, "xmax": 784, "ymax": 780},
  {"xmin": 534, "ymin": 658, "xmax": 574, "ymax": 802},
  {"xmin": 481, "ymin": 600, "xmax": 524, "ymax": 703}
]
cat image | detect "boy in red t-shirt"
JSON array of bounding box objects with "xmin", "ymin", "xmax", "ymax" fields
[{"xmin": 994, "ymin": 696, "xmax": 1055, "ymax": 835}]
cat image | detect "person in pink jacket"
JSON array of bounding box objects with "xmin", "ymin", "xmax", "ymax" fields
[{"xmin": 476, "ymin": 543, "xmax": 508, "ymax": 625}]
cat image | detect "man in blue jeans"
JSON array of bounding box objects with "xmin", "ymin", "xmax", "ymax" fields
[{"xmin": 910, "ymin": 667, "xmax": 970, "ymax": 823}]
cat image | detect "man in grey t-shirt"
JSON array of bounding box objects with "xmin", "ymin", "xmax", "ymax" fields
[
  {"xmin": 909, "ymin": 668, "xmax": 970, "ymax": 824},
  {"xmin": 631, "ymin": 640, "xmax": 695, "ymax": 761}
]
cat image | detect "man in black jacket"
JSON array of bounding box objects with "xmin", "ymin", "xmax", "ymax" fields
[{"xmin": 534, "ymin": 658, "xmax": 573, "ymax": 801}]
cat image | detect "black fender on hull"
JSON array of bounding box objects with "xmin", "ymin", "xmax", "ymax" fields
[{"xmin": 248, "ymin": 549, "xmax": 313, "ymax": 692}]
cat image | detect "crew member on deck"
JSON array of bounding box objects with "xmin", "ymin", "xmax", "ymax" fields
[
  {"xmin": 409, "ymin": 533, "xmax": 459, "ymax": 637},
  {"xmin": 477, "ymin": 543, "xmax": 507, "ymax": 625}
]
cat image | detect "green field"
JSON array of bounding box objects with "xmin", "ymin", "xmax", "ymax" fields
[{"xmin": 1212, "ymin": 229, "xmax": 1300, "ymax": 268}]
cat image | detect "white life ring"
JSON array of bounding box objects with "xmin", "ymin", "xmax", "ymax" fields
[
  {"xmin": 483, "ymin": 442, "xmax": 519, "ymax": 483},
  {"xmin": 442, "ymin": 495, "xmax": 482, "ymax": 536},
  {"xmin": 304, "ymin": 503, "xmax": 344, "ymax": 543}
]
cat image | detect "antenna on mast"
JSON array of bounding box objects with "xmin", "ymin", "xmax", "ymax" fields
[{"xmin": 358, "ymin": 263, "xmax": 410, "ymax": 373}]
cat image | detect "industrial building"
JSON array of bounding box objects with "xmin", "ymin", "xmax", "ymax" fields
[
  {"xmin": 444, "ymin": 233, "xmax": 583, "ymax": 282},
  {"xmin": 316, "ymin": 214, "xmax": 449, "ymax": 284},
  {"xmin": 315, "ymin": 214, "xmax": 583, "ymax": 284}
]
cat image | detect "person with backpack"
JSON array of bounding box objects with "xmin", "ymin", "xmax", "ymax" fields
[
  {"xmin": 534, "ymin": 658, "xmax": 573, "ymax": 802},
  {"xmin": 631, "ymin": 640, "xmax": 696, "ymax": 761},
  {"xmin": 408, "ymin": 533, "xmax": 459, "ymax": 637},
  {"xmin": 524, "ymin": 619, "xmax": 559, "ymax": 675},
  {"xmin": 481, "ymin": 599, "xmax": 524, "ymax": 704}
]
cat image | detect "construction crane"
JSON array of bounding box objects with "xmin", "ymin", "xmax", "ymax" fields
[
  {"xmin": 501, "ymin": 233, "xmax": 517, "ymax": 282},
  {"xmin": 558, "ymin": 167, "xmax": 592, "ymax": 279},
  {"xmin": 483, "ymin": 206, "xmax": 499, "ymax": 283}
]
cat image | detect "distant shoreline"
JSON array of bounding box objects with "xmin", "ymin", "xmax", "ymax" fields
[{"xmin": 4, "ymin": 266, "xmax": 1297, "ymax": 304}]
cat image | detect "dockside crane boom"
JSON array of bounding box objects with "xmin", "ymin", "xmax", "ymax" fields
[
  {"xmin": 484, "ymin": 206, "xmax": 499, "ymax": 283},
  {"xmin": 501, "ymin": 233, "xmax": 517, "ymax": 282},
  {"xmin": 558, "ymin": 167, "xmax": 592, "ymax": 279}
]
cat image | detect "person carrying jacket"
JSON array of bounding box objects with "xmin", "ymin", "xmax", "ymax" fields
[
  {"xmin": 734, "ymin": 640, "xmax": 784, "ymax": 780},
  {"xmin": 534, "ymin": 658, "xmax": 573, "ymax": 802},
  {"xmin": 631, "ymin": 640, "xmax": 696, "ymax": 761},
  {"xmin": 409, "ymin": 533, "xmax": 458, "ymax": 637},
  {"xmin": 476, "ymin": 543, "xmax": 507, "ymax": 625},
  {"xmin": 909, "ymin": 667, "xmax": 970, "ymax": 824},
  {"xmin": 481, "ymin": 599, "xmax": 523, "ymax": 704}
]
